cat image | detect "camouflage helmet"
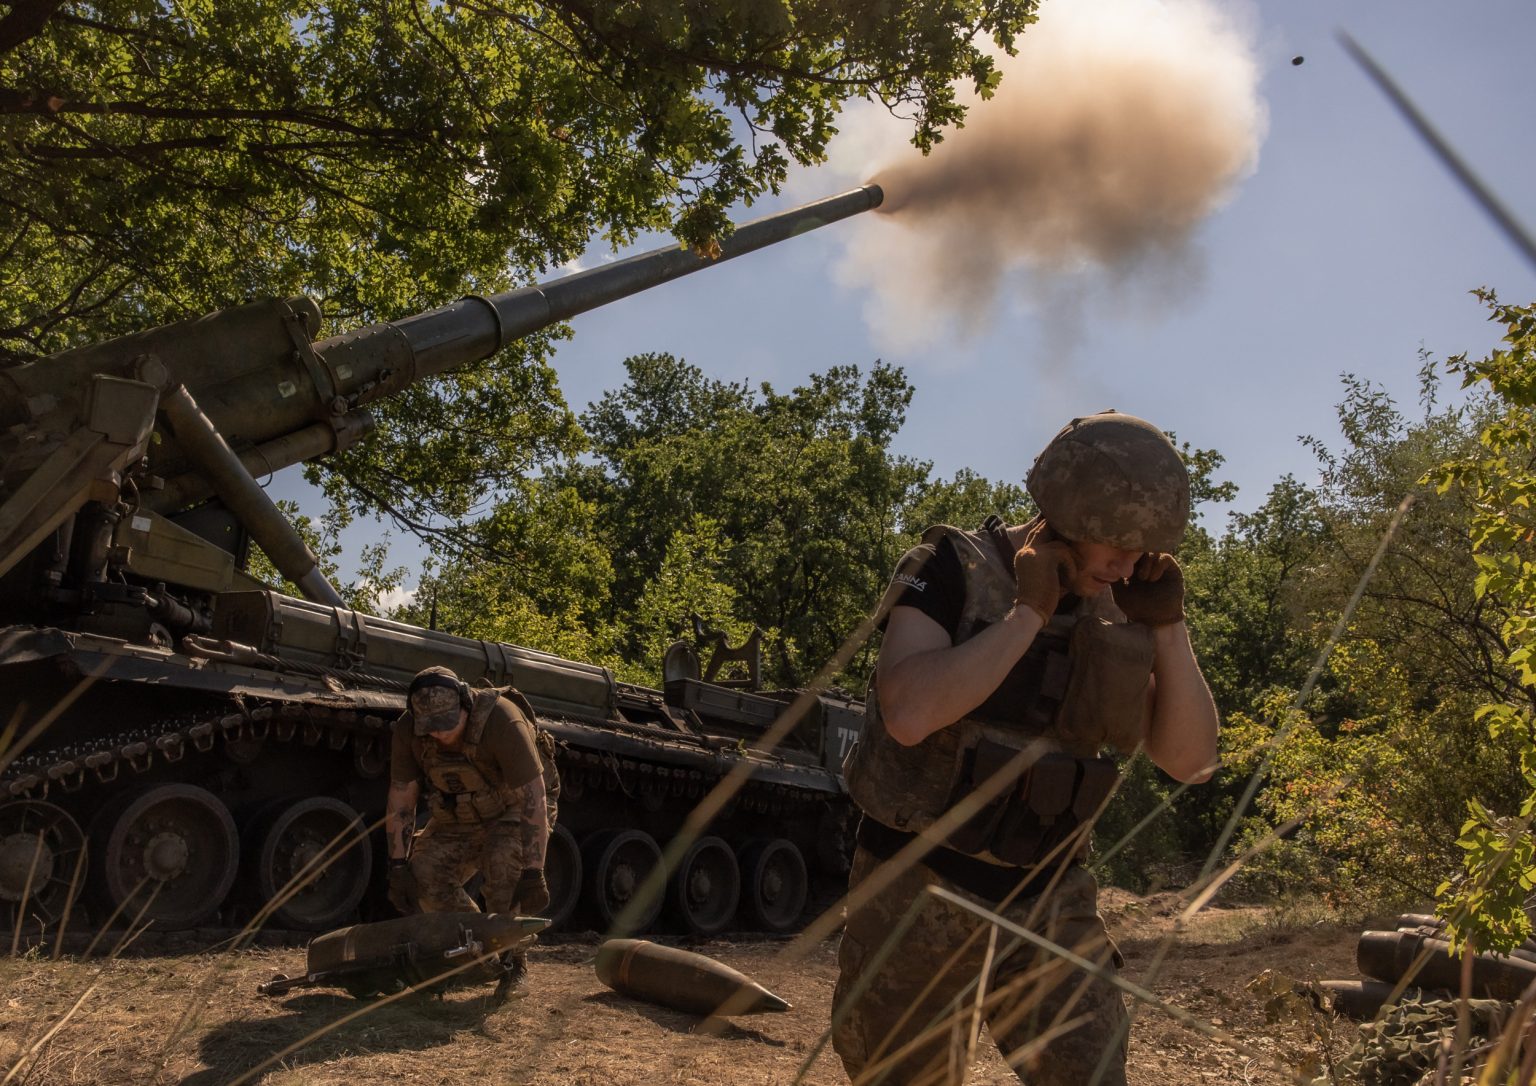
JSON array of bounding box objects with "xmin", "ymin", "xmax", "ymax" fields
[
  {"xmin": 1026, "ymin": 411, "xmax": 1190, "ymax": 552},
  {"xmin": 408, "ymin": 665, "xmax": 470, "ymax": 735}
]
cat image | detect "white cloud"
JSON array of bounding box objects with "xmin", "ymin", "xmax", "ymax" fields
[{"xmin": 373, "ymin": 584, "xmax": 418, "ymax": 614}]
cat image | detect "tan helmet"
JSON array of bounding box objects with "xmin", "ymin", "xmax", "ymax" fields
[
  {"xmin": 408, "ymin": 665, "xmax": 471, "ymax": 735},
  {"xmin": 1026, "ymin": 411, "xmax": 1190, "ymax": 552}
]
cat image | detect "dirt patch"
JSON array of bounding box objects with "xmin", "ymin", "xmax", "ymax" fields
[{"xmin": 0, "ymin": 902, "xmax": 1361, "ymax": 1085}]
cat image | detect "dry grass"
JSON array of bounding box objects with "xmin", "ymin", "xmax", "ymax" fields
[{"xmin": 0, "ymin": 898, "xmax": 1366, "ymax": 1086}]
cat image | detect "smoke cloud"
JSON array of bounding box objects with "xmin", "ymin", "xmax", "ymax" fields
[{"xmin": 825, "ymin": 0, "xmax": 1266, "ymax": 353}]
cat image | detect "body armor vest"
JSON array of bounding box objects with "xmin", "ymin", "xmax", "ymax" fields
[
  {"xmin": 843, "ymin": 521, "xmax": 1155, "ymax": 863},
  {"xmin": 415, "ymin": 689, "xmax": 521, "ymax": 826}
]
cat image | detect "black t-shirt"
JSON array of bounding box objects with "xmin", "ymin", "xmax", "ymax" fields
[
  {"xmin": 890, "ymin": 535, "xmax": 967, "ymax": 637},
  {"xmin": 889, "ymin": 532, "xmax": 1080, "ymax": 642},
  {"xmin": 888, "ymin": 530, "xmax": 1081, "ymax": 727}
]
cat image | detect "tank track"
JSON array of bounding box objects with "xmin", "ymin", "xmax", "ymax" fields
[
  {"xmin": 2, "ymin": 699, "xmax": 395, "ymax": 801},
  {"xmin": 2, "ymin": 697, "xmax": 822, "ymax": 819}
]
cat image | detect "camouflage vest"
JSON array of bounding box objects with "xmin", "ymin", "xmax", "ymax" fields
[
  {"xmin": 414, "ymin": 689, "xmax": 521, "ymax": 826},
  {"xmin": 843, "ymin": 522, "xmax": 1155, "ymax": 848}
]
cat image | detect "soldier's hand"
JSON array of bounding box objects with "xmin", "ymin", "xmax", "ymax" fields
[
  {"xmin": 1112, "ymin": 552, "xmax": 1185, "ymax": 626},
  {"xmin": 1014, "ymin": 527, "xmax": 1078, "ymax": 623},
  {"xmin": 515, "ymin": 868, "xmax": 551, "ymax": 916},
  {"xmin": 387, "ymin": 859, "xmax": 419, "ymax": 915}
]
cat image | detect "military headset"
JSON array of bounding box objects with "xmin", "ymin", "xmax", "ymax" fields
[{"xmin": 408, "ymin": 668, "xmax": 472, "ymax": 710}]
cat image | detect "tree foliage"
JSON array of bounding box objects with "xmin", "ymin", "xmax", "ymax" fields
[
  {"xmin": 512, "ymin": 353, "xmax": 932, "ymax": 687},
  {"xmin": 1196, "ymin": 308, "xmax": 1536, "ymax": 919},
  {"xmin": 1427, "ymin": 293, "xmax": 1536, "ymax": 952},
  {"xmin": 2, "ymin": 0, "xmax": 1038, "ymax": 357}
]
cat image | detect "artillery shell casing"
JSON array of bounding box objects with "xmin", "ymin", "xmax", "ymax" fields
[
  {"xmin": 1393, "ymin": 914, "xmax": 1536, "ymax": 960},
  {"xmin": 594, "ymin": 938, "xmax": 791, "ymax": 1016},
  {"xmin": 1315, "ymin": 979, "xmax": 1433, "ymax": 1020},
  {"xmin": 1357, "ymin": 930, "xmax": 1536, "ymax": 1000}
]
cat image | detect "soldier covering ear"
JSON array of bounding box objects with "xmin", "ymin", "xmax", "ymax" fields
[{"xmin": 832, "ymin": 411, "xmax": 1219, "ymax": 1086}]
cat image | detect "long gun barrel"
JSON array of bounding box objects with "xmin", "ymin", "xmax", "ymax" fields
[
  {"xmin": 0, "ymin": 185, "xmax": 883, "ymax": 597},
  {"xmin": 321, "ymin": 184, "xmax": 885, "ymax": 403}
]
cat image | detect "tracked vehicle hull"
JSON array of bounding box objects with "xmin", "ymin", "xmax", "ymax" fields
[{"xmin": 0, "ymin": 611, "xmax": 860, "ymax": 935}]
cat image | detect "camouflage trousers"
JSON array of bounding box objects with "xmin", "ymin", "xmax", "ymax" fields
[
  {"xmin": 832, "ymin": 845, "xmax": 1128, "ymax": 1086},
  {"xmin": 409, "ymin": 817, "xmax": 528, "ymax": 914}
]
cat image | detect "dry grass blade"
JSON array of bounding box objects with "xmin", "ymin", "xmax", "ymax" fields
[
  {"xmin": 48, "ymin": 839, "xmax": 88, "ymax": 963},
  {"xmin": 8, "ymin": 833, "xmax": 44, "ymax": 958},
  {"xmin": 1340, "ymin": 31, "xmax": 1536, "ymax": 273},
  {"xmin": 962, "ymin": 925, "xmax": 999, "ymax": 1079},
  {"xmin": 0, "ymin": 976, "xmax": 102, "ymax": 1086}
]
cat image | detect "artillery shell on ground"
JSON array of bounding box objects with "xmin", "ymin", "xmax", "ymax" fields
[
  {"xmin": 259, "ymin": 911, "xmax": 549, "ymax": 999},
  {"xmin": 1392, "ymin": 914, "xmax": 1536, "ymax": 962},
  {"xmin": 594, "ymin": 938, "xmax": 791, "ymax": 1016},
  {"xmin": 1315, "ymin": 979, "xmax": 1433, "ymax": 1019},
  {"xmin": 1357, "ymin": 929, "xmax": 1536, "ymax": 1001}
]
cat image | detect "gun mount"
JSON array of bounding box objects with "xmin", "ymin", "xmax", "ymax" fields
[{"xmin": 0, "ymin": 187, "xmax": 878, "ymax": 936}]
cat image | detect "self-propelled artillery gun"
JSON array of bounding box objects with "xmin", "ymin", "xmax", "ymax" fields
[{"xmin": 0, "ymin": 187, "xmax": 881, "ymax": 937}]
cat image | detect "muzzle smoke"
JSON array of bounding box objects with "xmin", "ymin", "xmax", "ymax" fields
[{"xmin": 831, "ymin": 0, "xmax": 1266, "ymax": 352}]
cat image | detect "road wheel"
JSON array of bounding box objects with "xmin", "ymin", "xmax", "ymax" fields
[
  {"xmin": 91, "ymin": 784, "xmax": 239, "ymax": 930},
  {"xmin": 739, "ymin": 838, "xmax": 807, "ymax": 933},
  {"xmin": 582, "ymin": 828, "xmax": 662, "ymax": 934},
  {"xmin": 0, "ymin": 800, "xmax": 86, "ymax": 928},
  {"xmin": 543, "ymin": 824, "xmax": 582, "ymax": 929},
  {"xmin": 252, "ymin": 796, "xmax": 372, "ymax": 931},
  {"xmin": 668, "ymin": 835, "xmax": 740, "ymax": 936}
]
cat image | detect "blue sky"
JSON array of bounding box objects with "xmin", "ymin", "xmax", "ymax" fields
[{"xmin": 276, "ymin": 0, "xmax": 1536, "ymax": 588}]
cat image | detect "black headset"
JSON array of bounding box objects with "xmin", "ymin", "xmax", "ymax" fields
[{"xmin": 408, "ymin": 669, "xmax": 472, "ymax": 710}]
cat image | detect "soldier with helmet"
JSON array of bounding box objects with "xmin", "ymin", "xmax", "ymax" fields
[
  {"xmin": 385, "ymin": 665, "xmax": 555, "ymax": 1003},
  {"xmin": 832, "ymin": 411, "xmax": 1220, "ymax": 1085}
]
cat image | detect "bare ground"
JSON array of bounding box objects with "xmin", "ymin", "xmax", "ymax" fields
[{"xmin": 0, "ymin": 893, "xmax": 1365, "ymax": 1086}]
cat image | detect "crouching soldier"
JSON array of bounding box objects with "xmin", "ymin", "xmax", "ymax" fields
[{"xmin": 386, "ymin": 666, "xmax": 553, "ymax": 1004}]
